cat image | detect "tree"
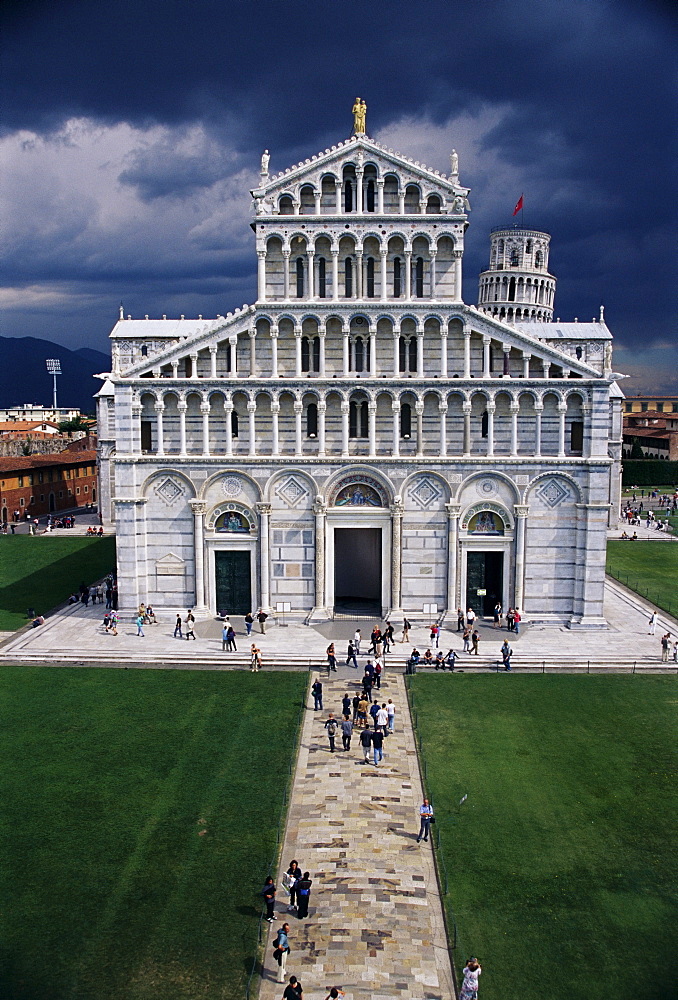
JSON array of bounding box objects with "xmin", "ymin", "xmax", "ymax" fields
[{"xmin": 630, "ymin": 437, "xmax": 644, "ymax": 459}]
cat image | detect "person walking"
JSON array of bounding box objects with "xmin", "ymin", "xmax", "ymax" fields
[
  {"xmin": 401, "ymin": 617, "xmax": 411, "ymax": 643},
  {"xmin": 353, "ymin": 628, "xmax": 361, "ymax": 654},
  {"xmin": 466, "ymin": 607, "xmax": 476, "ymax": 628},
  {"xmin": 360, "ymin": 726, "xmax": 372, "ymax": 762},
  {"xmin": 108, "ymin": 610, "xmax": 118, "ymax": 635},
  {"xmin": 501, "ymin": 638, "xmax": 513, "ymax": 671},
  {"xmin": 372, "ymin": 727, "xmax": 384, "ymax": 765},
  {"xmin": 430, "ymin": 622, "xmax": 440, "ymax": 648},
  {"xmin": 462, "ymin": 627, "xmax": 471, "ymax": 653},
  {"xmin": 376, "ymin": 703, "xmax": 388, "ymax": 733},
  {"xmin": 250, "ymin": 643, "xmax": 262, "ymax": 671},
  {"xmin": 383, "ymin": 621, "xmax": 395, "ymax": 651},
  {"xmin": 282, "ymin": 975, "xmax": 303, "ymax": 998},
  {"xmin": 341, "ymin": 693, "xmax": 351, "ymax": 717},
  {"xmin": 357, "ymin": 694, "xmax": 369, "ymax": 728},
  {"xmin": 136, "ymin": 614, "xmax": 145, "ymax": 637},
  {"xmin": 173, "ymin": 613, "xmax": 182, "ymax": 638},
  {"xmin": 457, "ymin": 607, "xmax": 465, "ymax": 632},
  {"xmin": 506, "ymin": 608, "xmax": 515, "ymax": 632},
  {"xmin": 374, "ymin": 660, "xmax": 382, "ymax": 689},
  {"xmin": 341, "ymin": 715, "xmax": 353, "ymax": 751},
  {"xmin": 244, "ymin": 611, "xmax": 254, "ymax": 636},
  {"xmin": 369, "ymin": 699, "xmax": 380, "ymax": 730},
  {"xmin": 257, "ymin": 608, "xmax": 268, "ymax": 633},
  {"xmin": 262, "ymin": 876, "xmax": 277, "ymax": 922},
  {"xmin": 185, "ymin": 611, "xmax": 196, "ymax": 640},
  {"xmin": 417, "ymin": 798, "xmax": 434, "ymax": 843},
  {"xmin": 326, "ymin": 642, "xmax": 337, "ymax": 672},
  {"xmin": 493, "ymin": 602, "xmax": 502, "ymax": 628},
  {"xmin": 459, "ymin": 958, "xmax": 482, "ymax": 1000},
  {"xmin": 221, "ymin": 623, "xmax": 229, "ymax": 651},
  {"xmin": 648, "ymin": 611, "xmax": 657, "ymax": 636},
  {"xmin": 324, "ymin": 713, "xmax": 338, "ymax": 752},
  {"xmin": 660, "ymin": 632, "xmax": 671, "ymax": 662},
  {"xmin": 273, "ymin": 922, "xmax": 291, "ymax": 983},
  {"xmin": 513, "ymin": 609, "xmax": 521, "ymax": 635},
  {"xmin": 445, "ymin": 648, "xmax": 457, "ymax": 671},
  {"xmin": 295, "ymin": 872, "xmax": 312, "ymax": 919},
  {"xmin": 346, "ymin": 640, "xmax": 358, "ymax": 669},
  {"xmin": 471, "ymin": 629, "xmax": 480, "ymax": 655},
  {"xmin": 227, "ymin": 625, "xmax": 237, "ymax": 651},
  {"xmin": 311, "ymin": 679, "xmax": 323, "ymax": 711},
  {"xmin": 352, "ymin": 693, "xmax": 360, "ymax": 724}
]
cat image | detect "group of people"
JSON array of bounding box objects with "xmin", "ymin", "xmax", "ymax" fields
[
  {"xmin": 70, "ymin": 577, "xmax": 117, "ymax": 609},
  {"xmin": 85, "ymin": 525, "xmax": 105, "ymax": 536}
]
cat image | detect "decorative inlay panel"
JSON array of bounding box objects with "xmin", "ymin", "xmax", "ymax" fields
[
  {"xmin": 408, "ymin": 475, "xmax": 443, "ymax": 509},
  {"xmin": 221, "ymin": 476, "xmax": 242, "ymax": 498},
  {"xmin": 155, "ymin": 478, "xmax": 183, "ymax": 505},
  {"xmin": 536, "ymin": 478, "xmax": 571, "ymax": 508},
  {"xmin": 275, "ymin": 475, "xmax": 310, "ymax": 508}
]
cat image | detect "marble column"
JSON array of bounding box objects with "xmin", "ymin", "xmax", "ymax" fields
[
  {"xmin": 257, "ymin": 249, "xmax": 267, "ymax": 301},
  {"xmin": 341, "ymin": 400, "xmax": 350, "ymax": 457},
  {"xmin": 356, "ymin": 251, "xmax": 363, "ymax": 299},
  {"xmin": 271, "ymin": 400, "xmax": 280, "ymax": 456},
  {"xmin": 429, "ymin": 252, "xmax": 437, "ymax": 299},
  {"xmin": 377, "ymin": 177, "xmax": 384, "ymax": 214},
  {"xmin": 335, "ymin": 179, "xmax": 342, "ymax": 213},
  {"xmin": 189, "ymin": 500, "xmax": 208, "ymax": 612},
  {"xmin": 317, "ymin": 399, "xmax": 326, "ymax": 456},
  {"xmin": 398, "ymin": 188, "xmax": 405, "ymax": 213},
  {"xmin": 342, "ymin": 329, "xmax": 350, "ymax": 377},
  {"xmin": 295, "ymin": 327, "xmax": 303, "ymax": 377},
  {"xmin": 404, "ymin": 250, "xmax": 412, "ymax": 300},
  {"xmin": 486, "ymin": 401, "xmax": 495, "ymax": 457},
  {"xmin": 282, "ymin": 251, "xmax": 290, "ymax": 300},
  {"xmin": 439, "ymin": 401, "xmax": 448, "ymax": 457},
  {"xmin": 270, "ymin": 327, "xmax": 279, "ymax": 378},
  {"xmin": 256, "ymin": 503, "xmax": 272, "ymax": 611},
  {"xmin": 178, "ymin": 400, "xmax": 187, "ymax": 456},
  {"xmin": 229, "ymin": 338, "xmax": 238, "ymax": 378},
  {"xmin": 513, "ymin": 505, "xmax": 529, "ymax": 612},
  {"xmin": 318, "ymin": 327, "xmax": 326, "ymax": 377},
  {"xmin": 392, "ymin": 332, "xmax": 400, "ymax": 377},
  {"xmin": 534, "ymin": 401, "xmax": 543, "ymax": 457},
  {"xmin": 522, "ymin": 353, "xmax": 531, "ymax": 378},
  {"xmin": 503, "ymin": 346, "xmax": 511, "ymax": 377},
  {"xmin": 483, "ymin": 336, "xmax": 491, "ymax": 377},
  {"xmin": 416, "ymin": 331, "xmax": 424, "ymax": 378},
  {"xmin": 380, "ymin": 250, "xmax": 388, "ymax": 301},
  {"xmin": 294, "ymin": 399, "xmax": 303, "ymax": 456},
  {"xmin": 440, "ymin": 331, "xmax": 448, "ymax": 378},
  {"xmin": 248, "ymin": 400, "xmax": 256, "ymax": 456},
  {"xmin": 463, "ymin": 327, "xmax": 472, "ymax": 378},
  {"xmin": 510, "ymin": 401, "xmax": 519, "ymax": 457},
  {"xmin": 558, "ymin": 401, "xmax": 567, "ymax": 457},
  {"xmin": 225, "ymin": 397, "xmax": 233, "ymax": 456},
  {"xmin": 313, "ymin": 498, "xmax": 326, "ymax": 612},
  {"xmin": 392, "ymin": 401, "xmax": 400, "ymax": 458},
  {"xmin": 307, "ymin": 250, "xmax": 315, "ymax": 300},
  {"xmin": 462, "ymin": 401, "xmax": 471, "ymax": 457},
  {"xmin": 132, "ymin": 402, "xmax": 143, "ymax": 455},
  {"xmin": 248, "ymin": 328, "xmax": 257, "ymax": 377},
  {"xmin": 445, "ymin": 503, "xmax": 461, "ymax": 613},
  {"xmin": 415, "ymin": 400, "xmax": 424, "ymax": 458},
  {"xmin": 390, "ymin": 499, "xmax": 404, "ymax": 612},
  {"xmin": 201, "ymin": 401, "xmax": 210, "ymax": 456},
  {"xmin": 369, "ymin": 331, "xmax": 377, "ymax": 376},
  {"xmin": 332, "ymin": 250, "xmax": 339, "ymax": 300},
  {"xmin": 209, "ymin": 344, "xmax": 218, "ymax": 378},
  {"xmin": 154, "ymin": 402, "xmax": 165, "ymax": 456},
  {"xmin": 368, "ymin": 400, "xmax": 377, "ymax": 457},
  {"xmin": 453, "ymin": 249, "xmax": 463, "ymax": 300}
]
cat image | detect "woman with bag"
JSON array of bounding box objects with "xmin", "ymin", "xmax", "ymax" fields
[
  {"xmin": 296, "ymin": 872, "xmax": 312, "ymax": 919},
  {"xmin": 459, "ymin": 957, "xmax": 482, "ymax": 999},
  {"xmin": 273, "ymin": 922, "xmax": 291, "ymax": 982}
]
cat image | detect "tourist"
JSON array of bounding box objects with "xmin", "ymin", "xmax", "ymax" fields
[
  {"xmin": 108, "ymin": 610, "xmax": 118, "ymax": 635},
  {"xmin": 376, "ymin": 703, "xmax": 388, "ymax": 733},
  {"xmin": 423, "ymin": 648, "xmax": 434, "ymax": 667},
  {"xmin": 324, "ymin": 713, "xmax": 337, "ymax": 752},
  {"xmin": 174, "ymin": 613, "xmax": 182, "ymax": 638},
  {"xmin": 457, "ymin": 607, "xmax": 465, "ymax": 631},
  {"xmin": 244, "ymin": 611, "xmax": 254, "ymax": 636},
  {"xmin": 493, "ymin": 602, "xmax": 502, "ymax": 628},
  {"xmin": 387, "ymin": 699, "xmax": 395, "ymax": 732},
  {"xmin": 221, "ymin": 623, "xmax": 229, "ymax": 651},
  {"xmin": 273, "ymin": 923, "xmax": 291, "ymax": 983},
  {"xmin": 185, "ymin": 610, "xmax": 196, "ymax": 640},
  {"xmin": 360, "ymin": 726, "xmax": 372, "ymax": 762},
  {"xmin": 262, "ymin": 875, "xmax": 277, "ymax": 922},
  {"xmin": 311, "ymin": 679, "xmax": 323, "ymax": 711},
  {"xmin": 256, "ymin": 608, "xmax": 268, "ymax": 633},
  {"xmin": 383, "ymin": 621, "xmax": 395, "ymax": 651},
  {"xmin": 445, "ymin": 648, "xmax": 457, "ymax": 670},
  {"xmin": 462, "ymin": 627, "xmax": 471, "ymax": 653},
  {"xmin": 459, "ymin": 958, "xmax": 482, "ymax": 999},
  {"xmin": 466, "ymin": 607, "xmax": 476, "ymax": 627},
  {"xmin": 471, "ymin": 629, "xmax": 480, "ymax": 655},
  {"xmin": 341, "ymin": 692, "xmax": 351, "ymax": 716},
  {"xmin": 660, "ymin": 632, "xmax": 671, "ymax": 662},
  {"xmin": 351, "ymin": 693, "xmax": 360, "ymax": 723},
  {"xmin": 430, "ymin": 622, "xmax": 440, "ymax": 647},
  {"xmin": 434, "ymin": 651, "xmax": 445, "ymax": 670},
  {"xmin": 322, "ymin": 989, "xmax": 345, "ymax": 1000},
  {"xmin": 506, "ymin": 608, "xmax": 515, "ymax": 631},
  {"xmin": 353, "ymin": 628, "xmax": 361, "ymax": 653},
  {"xmin": 136, "ymin": 613, "xmax": 145, "ymax": 637},
  {"xmin": 417, "ymin": 798, "xmax": 433, "ymax": 843},
  {"xmin": 285, "ymin": 861, "xmax": 301, "ymax": 912},
  {"xmin": 401, "ymin": 617, "xmax": 411, "ymax": 643},
  {"xmin": 326, "ymin": 642, "xmax": 337, "ymax": 672},
  {"xmin": 226, "ymin": 624, "xmax": 237, "ymax": 651},
  {"xmin": 250, "ymin": 643, "xmax": 262, "ymax": 671},
  {"xmin": 374, "ymin": 659, "xmax": 382, "ymax": 688},
  {"xmin": 346, "ymin": 640, "xmax": 358, "ymax": 669},
  {"xmin": 501, "ymin": 638, "xmax": 513, "ymax": 671},
  {"xmin": 295, "ymin": 872, "xmax": 312, "ymax": 919},
  {"xmin": 282, "ymin": 974, "xmax": 303, "ymax": 999},
  {"xmin": 513, "ymin": 609, "xmax": 522, "ymax": 635},
  {"xmin": 369, "ymin": 700, "xmax": 380, "ymax": 729},
  {"xmin": 341, "ymin": 714, "xmax": 353, "ymax": 751},
  {"xmin": 648, "ymin": 611, "xmax": 657, "ymax": 635}
]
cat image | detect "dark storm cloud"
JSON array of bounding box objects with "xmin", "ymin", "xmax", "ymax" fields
[{"xmin": 0, "ymin": 0, "xmax": 676, "ymax": 384}]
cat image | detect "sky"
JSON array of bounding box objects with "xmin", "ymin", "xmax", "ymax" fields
[{"xmin": 1, "ymin": 0, "xmax": 676, "ymax": 393}]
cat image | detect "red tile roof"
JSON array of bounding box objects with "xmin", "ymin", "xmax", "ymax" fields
[{"xmin": 0, "ymin": 451, "xmax": 97, "ymax": 473}]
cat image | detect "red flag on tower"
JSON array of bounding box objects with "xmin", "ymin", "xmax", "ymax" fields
[{"xmin": 513, "ymin": 195, "xmax": 524, "ymax": 216}]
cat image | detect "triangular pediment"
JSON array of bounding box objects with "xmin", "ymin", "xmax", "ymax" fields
[{"xmin": 253, "ymin": 135, "xmax": 468, "ymax": 202}]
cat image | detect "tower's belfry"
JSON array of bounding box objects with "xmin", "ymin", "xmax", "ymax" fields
[{"xmin": 478, "ymin": 227, "xmax": 556, "ymax": 323}]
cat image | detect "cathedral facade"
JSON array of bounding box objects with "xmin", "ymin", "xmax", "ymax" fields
[{"xmin": 97, "ymin": 121, "xmax": 623, "ymax": 627}]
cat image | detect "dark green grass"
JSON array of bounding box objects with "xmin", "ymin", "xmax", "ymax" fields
[
  {"xmin": 606, "ymin": 539, "xmax": 678, "ymax": 616},
  {"xmin": 0, "ymin": 667, "xmax": 305, "ymax": 1000},
  {"xmin": 0, "ymin": 535, "xmax": 116, "ymax": 630},
  {"xmin": 410, "ymin": 675, "xmax": 677, "ymax": 1000}
]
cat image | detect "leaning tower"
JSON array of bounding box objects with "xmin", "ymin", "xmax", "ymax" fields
[{"xmin": 478, "ymin": 227, "xmax": 556, "ymax": 323}]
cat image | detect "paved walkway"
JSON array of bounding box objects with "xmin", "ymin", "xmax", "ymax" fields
[{"xmin": 258, "ymin": 670, "xmax": 455, "ymax": 1000}]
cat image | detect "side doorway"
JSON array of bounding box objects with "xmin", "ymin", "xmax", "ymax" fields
[{"xmin": 215, "ymin": 551, "xmax": 251, "ymax": 615}]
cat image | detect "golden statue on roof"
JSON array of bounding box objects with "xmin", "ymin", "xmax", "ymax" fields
[{"xmin": 352, "ymin": 98, "xmax": 367, "ymax": 135}]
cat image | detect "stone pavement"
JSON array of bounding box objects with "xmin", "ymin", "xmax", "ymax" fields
[
  {"xmin": 258, "ymin": 670, "xmax": 455, "ymax": 1000},
  {"xmin": 2, "ymin": 576, "xmax": 676, "ymax": 669}
]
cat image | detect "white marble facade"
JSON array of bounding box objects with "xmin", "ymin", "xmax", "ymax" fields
[{"xmin": 98, "ymin": 130, "xmax": 623, "ymax": 626}]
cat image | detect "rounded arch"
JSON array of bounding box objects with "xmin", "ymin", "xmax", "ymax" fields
[
  {"xmin": 199, "ymin": 469, "xmax": 263, "ymax": 503},
  {"xmin": 460, "ymin": 501, "xmax": 514, "ymax": 533},
  {"xmin": 524, "ymin": 470, "xmax": 583, "ymax": 505},
  {"xmin": 141, "ymin": 467, "xmax": 196, "ymax": 499},
  {"xmin": 454, "ymin": 470, "xmax": 521, "ymax": 504},
  {"xmin": 563, "ymin": 387, "xmax": 588, "ymax": 403},
  {"xmin": 325, "ymin": 465, "xmax": 393, "ymax": 507},
  {"xmin": 206, "ymin": 500, "xmax": 257, "ymax": 533},
  {"xmin": 263, "ymin": 467, "xmax": 319, "ymax": 503}
]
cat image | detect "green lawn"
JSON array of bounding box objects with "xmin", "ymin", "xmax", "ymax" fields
[
  {"xmin": 409, "ymin": 675, "xmax": 677, "ymax": 1000},
  {"xmin": 606, "ymin": 539, "xmax": 678, "ymax": 617},
  {"xmin": 0, "ymin": 535, "xmax": 116, "ymax": 630},
  {"xmin": 0, "ymin": 667, "xmax": 305, "ymax": 1000}
]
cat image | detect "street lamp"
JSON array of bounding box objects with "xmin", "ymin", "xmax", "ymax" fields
[{"xmin": 46, "ymin": 359, "xmax": 61, "ymax": 411}]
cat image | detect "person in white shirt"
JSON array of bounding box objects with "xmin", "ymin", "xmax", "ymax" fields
[
  {"xmin": 386, "ymin": 699, "xmax": 395, "ymax": 732},
  {"xmin": 376, "ymin": 704, "xmax": 388, "ymax": 732}
]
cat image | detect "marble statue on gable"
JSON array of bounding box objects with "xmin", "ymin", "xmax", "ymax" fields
[
  {"xmin": 260, "ymin": 149, "xmax": 270, "ymax": 176},
  {"xmin": 449, "ymin": 149, "xmax": 459, "ymax": 178}
]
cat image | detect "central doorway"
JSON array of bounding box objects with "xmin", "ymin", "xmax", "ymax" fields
[
  {"xmin": 466, "ymin": 551, "xmax": 504, "ymax": 616},
  {"xmin": 215, "ymin": 551, "xmax": 251, "ymax": 615},
  {"xmin": 334, "ymin": 527, "xmax": 381, "ymax": 613}
]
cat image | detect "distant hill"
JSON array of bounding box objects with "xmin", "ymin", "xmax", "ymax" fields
[{"xmin": 0, "ymin": 337, "xmax": 110, "ymax": 414}]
